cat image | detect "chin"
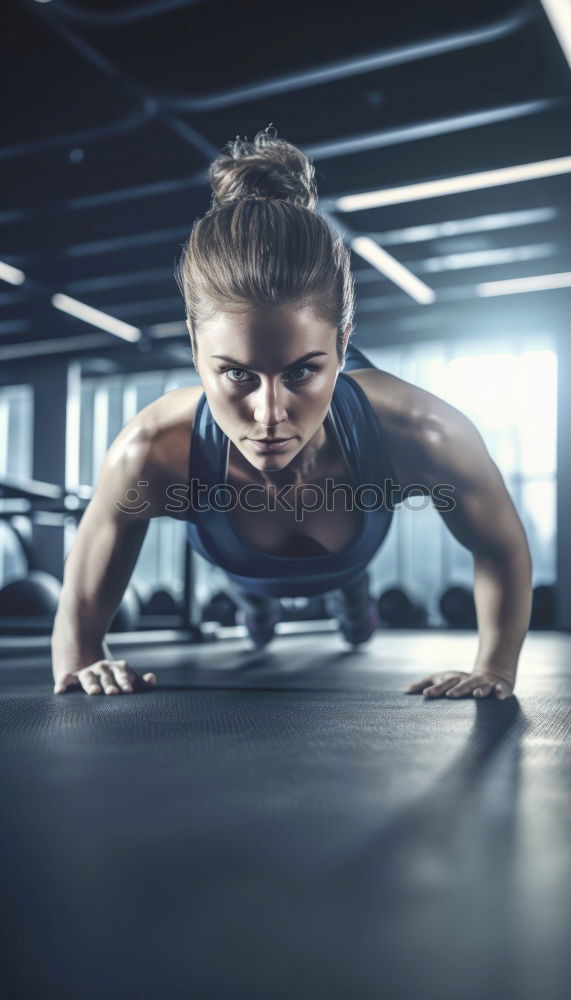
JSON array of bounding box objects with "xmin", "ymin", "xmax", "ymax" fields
[{"xmin": 253, "ymin": 454, "xmax": 291, "ymax": 471}]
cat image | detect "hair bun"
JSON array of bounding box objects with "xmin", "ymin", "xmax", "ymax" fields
[{"xmin": 208, "ymin": 125, "xmax": 318, "ymax": 211}]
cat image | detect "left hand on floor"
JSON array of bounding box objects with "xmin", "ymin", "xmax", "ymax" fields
[{"xmin": 406, "ymin": 670, "xmax": 514, "ymax": 700}]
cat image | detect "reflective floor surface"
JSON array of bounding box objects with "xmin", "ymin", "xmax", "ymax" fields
[{"xmin": 1, "ymin": 629, "xmax": 569, "ymax": 1000}]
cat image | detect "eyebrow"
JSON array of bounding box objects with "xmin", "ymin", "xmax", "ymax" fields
[{"xmin": 210, "ymin": 350, "xmax": 328, "ymax": 370}]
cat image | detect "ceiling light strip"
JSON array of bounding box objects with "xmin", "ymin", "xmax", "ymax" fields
[
  {"xmin": 540, "ymin": 0, "xmax": 571, "ymax": 70},
  {"xmin": 0, "ymin": 261, "xmax": 26, "ymax": 285},
  {"xmin": 477, "ymin": 271, "xmax": 571, "ymax": 297},
  {"xmin": 307, "ymin": 99, "xmax": 554, "ymax": 160},
  {"xmin": 51, "ymin": 293, "xmax": 141, "ymax": 342},
  {"xmin": 335, "ymin": 156, "xmax": 571, "ymax": 212},
  {"xmin": 351, "ymin": 237, "xmax": 436, "ymax": 304}
]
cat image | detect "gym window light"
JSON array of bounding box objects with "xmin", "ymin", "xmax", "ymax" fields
[
  {"xmin": 477, "ymin": 271, "xmax": 571, "ymax": 297},
  {"xmin": 51, "ymin": 293, "xmax": 142, "ymax": 342},
  {"xmin": 351, "ymin": 236, "xmax": 436, "ymax": 304},
  {"xmin": 335, "ymin": 156, "xmax": 571, "ymax": 212}
]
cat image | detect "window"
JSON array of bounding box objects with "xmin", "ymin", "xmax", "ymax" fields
[{"xmin": 0, "ymin": 385, "xmax": 33, "ymax": 587}]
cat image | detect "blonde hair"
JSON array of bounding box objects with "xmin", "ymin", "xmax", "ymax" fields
[{"xmin": 176, "ymin": 126, "xmax": 355, "ymax": 364}]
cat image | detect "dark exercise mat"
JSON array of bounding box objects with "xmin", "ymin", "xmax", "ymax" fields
[{"xmin": 0, "ymin": 633, "xmax": 569, "ymax": 1000}]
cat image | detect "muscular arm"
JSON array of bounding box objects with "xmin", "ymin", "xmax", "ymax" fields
[
  {"xmin": 51, "ymin": 427, "xmax": 158, "ymax": 692},
  {"xmin": 332, "ymin": 369, "xmax": 532, "ymax": 699},
  {"xmin": 51, "ymin": 384, "xmax": 199, "ymax": 695},
  {"xmin": 434, "ymin": 412, "xmax": 531, "ymax": 659},
  {"xmin": 410, "ymin": 404, "xmax": 532, "ymax": 698}
]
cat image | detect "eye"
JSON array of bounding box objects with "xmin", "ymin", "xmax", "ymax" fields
[
  {"xmin": 222, "ymin": 364, "xmax": 319, "ymax": 386},
  {"xmin": 224, "ymin": 368, "xmax": 254, "ymax": 384},
  {"xmin": 284, "ymin": 366, "xmax": 317, "ymax": 383}
]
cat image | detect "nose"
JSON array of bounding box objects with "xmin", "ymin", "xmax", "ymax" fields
[{"xmin": 252, "ymin": 378, "xmax": 289, "ymax": 430}]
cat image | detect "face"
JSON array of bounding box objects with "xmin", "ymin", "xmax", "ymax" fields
[{"xmin": 191, "ymin": 303, "xmax": 349, "ymax": 473}]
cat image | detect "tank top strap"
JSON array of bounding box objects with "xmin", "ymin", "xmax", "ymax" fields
[
  {"xmin": 331, "ymin": 372, "xmax": 399, "ymax": 489},
  {"xmin": 186, "ymin": 391, "xmax": 224, "ymax": 523}
]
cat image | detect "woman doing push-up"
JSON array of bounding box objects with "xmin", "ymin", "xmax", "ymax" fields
[{"xmin": 51, "ymin": 127, "xmax": 532, "ymax": 700}]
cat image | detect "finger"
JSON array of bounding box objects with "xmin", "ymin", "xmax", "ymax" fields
[
  {"xmin": 423, "ymin": 677, "xmax": 461, "ymax": 698},
  {"xmin": 142, "ymin": 673, "xmax": 156, "ymax": 687},
  {"xmin": 493, "ymin": 681, "xmax": 512, "ymax": 700},
  {"xmin": 446, "ymin": 676, "xmax": 484, "ymax": 698},
  {"xmin": 97, "ymin": 666, "xmax": 120, "ymax": 695},
  {"xmin": 406, "ymin": 676, "xmax": 435, "ymax": 694},
  {"xmin": 53, "ymin": 673, "xmax": 79, "ymax": 694},
  {"xmin": 79, "ymin": 669, "xmax": 103, "ymax": 695},
  {"xmin": 472, "ymin": 682, "xmax": 494, "ymax": 698},
  {"xmin": 111, "ymin": 661, "xmax": 134, "ymax": 693}
]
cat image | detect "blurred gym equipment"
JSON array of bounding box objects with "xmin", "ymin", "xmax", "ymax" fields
[
  {"xmin": 0, "ymin": 480, "xmax": 81, "ymax": 634},
  {"xmin": 141, "ymin": 587, "xmax": 182, "ymax": 616},
  {"xmin": 201, "ymin": 590, "xmax": 238, "ymax": 627},
  {"xmin": 0, "ymin": 479, "xmax": 187, "ymax": 635},
  {"xmin": 530, "ymin": 583, "xmax": 555, "ymax": 629},
  {"xmin": 0, "ymin": 569, "xmax": 62, "ymax": 617},
  {"xmin": 378, "ymin": 586, "xmax": 428, "ymax": 628},
  {"xmin": 0, "ymin": 476, "xmax": 65, "ymax": 504},
  {"xmin": 108, "ymin": 584, "xmax": 141, "ymax": 633},
  {"xmin": 439, "ymin": 585, "xmax": 478, "ymax": 628}
]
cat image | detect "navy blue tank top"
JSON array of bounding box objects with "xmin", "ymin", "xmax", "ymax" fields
[{"xmin": 185, "ymin": 344, "xmax": 398, "ymax": 597}]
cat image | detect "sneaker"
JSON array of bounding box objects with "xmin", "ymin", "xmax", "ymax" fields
[
  {"xmin": 327, "ymin": 596, "xmax": 379, "ymax": 646},
  {"xmin": 237, "ymin": 603, "xmax": 282, "ymax": 649}
]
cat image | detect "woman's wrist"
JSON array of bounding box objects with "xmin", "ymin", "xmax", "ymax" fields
[
  {"xmin": 471, "ymin": 655, "xmax": 519, "ymax": 684},
  {"xmin": 51, "ymin": 623, "xmax": 112, "ymax": 674}
]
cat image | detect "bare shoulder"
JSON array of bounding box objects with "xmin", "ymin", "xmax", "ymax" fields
[
  {"xmin": 344, "ymin": 367, "xmax": 471, "ymax": 488},
  {"xmin": 344, "ymin": 367, "xmax": 464, "ymax": 435},
  {"xmin": 135, "ymin": 384, "xmax": 203, "ymax": 477},
  {"xmin": 104, "ymin": 384, "xmax": 204, "ymax": 519}
]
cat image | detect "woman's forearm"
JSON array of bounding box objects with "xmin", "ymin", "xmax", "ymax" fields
[
  {"xmin": 51, "ymin": 580, "xmax": 118, "ymax": 670},
  {"xmin": 51, "ymin": 599, "xmax": 114, "ymax": 674},
  {"xmin": 472, "ymin": 545, "xmax": 533, "ymax": 677}
]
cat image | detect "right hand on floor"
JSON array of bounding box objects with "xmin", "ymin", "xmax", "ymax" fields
[{"xmin": 53, "ymin": 659, "xmax": 156, "ymax": 695}]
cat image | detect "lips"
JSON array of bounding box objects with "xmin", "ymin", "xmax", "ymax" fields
[{"xmin": 248, "ymin": 437, "xmax": 294, "ymax": 452}]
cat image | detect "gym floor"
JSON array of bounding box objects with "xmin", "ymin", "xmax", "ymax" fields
[{"xmin": 1, "ymin": 628, "xmax": 569, "ymax": 1000}]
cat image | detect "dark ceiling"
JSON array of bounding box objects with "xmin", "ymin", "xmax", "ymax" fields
[{"xmin": 1, "ymin": 0, "xmax": 570, "ymax": 376}]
